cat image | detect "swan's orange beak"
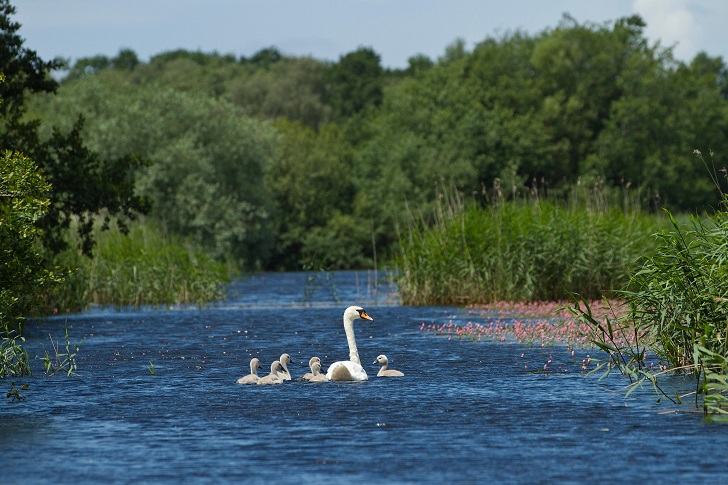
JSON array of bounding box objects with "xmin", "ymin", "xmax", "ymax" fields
[{"xmin": 360, "ymin": 310, "xmax": 373, "ymax": 321}]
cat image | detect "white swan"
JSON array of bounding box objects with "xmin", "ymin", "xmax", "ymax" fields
[
  {"xmin": 257, "ymin": 360, "xmax": 284, "ymax": 385},
  {"xmin": 326, "ymin": 306, "xmax": 373, "ymax": 382},
  {"xmin": 307, "ymin": 361, "xmax": 328, "ymax": 383},
  {"xmin": 277, "ymin": 353, "xmax": 294, "ymax": 381},
  {"xmin": 302, "ymin": 356, "xmax": 321, "ymax": 381},
  {"xmin": 237, "ymin": 357, "xmax": 262, "ymax": 384},
  {"xmin": 373, "ymin": 354, "xmax": 404, "ymax": 377}
]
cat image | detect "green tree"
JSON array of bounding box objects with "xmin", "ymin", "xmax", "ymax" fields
[
  {"xmin": 0, "ymin": 0, "xmax": 145, "ymax": 255},
  {"xmin": 36, "ymin": 75, "xmax": 278, "ymax": 268},
  {"xmin": 265, "ymin": 120, "xmax": 368, "ymax": 269},
  {"xmin": 586, "ymin": 46, "xmax": 728, "ymax": 209},
  {"xmin": 0, "ymin": 150, "xmax": 61, "ymax": 329},
  {"xmin": 228, "ymin": 57, "xmax": 331, "ymax": 129},
  {"xmin": 326, "ymin": 47, "xmax": 384, "ymax": 120},
  {"xmin": 64, "ymin": 48, "xmax": 140, "ymax": 81}
]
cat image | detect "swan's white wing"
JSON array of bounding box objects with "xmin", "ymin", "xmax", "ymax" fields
[{"xmin": 326, "ymin": 361, "xmax": 368, "ymax": 381}]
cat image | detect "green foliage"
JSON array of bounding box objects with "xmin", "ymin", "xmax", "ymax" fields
[
  {"xmin": 265, "ymin": 120, "xmax": 370, "ymax": 269},
  {"xmin": 0, "ymin": 150, "xmax": 63, "ymax": 327},
  {"xmin": 25, "ymin": 12, "xmax": 728, "ymax": 273},
  {"xmin": 1, "ymin": 333, "xmax": 30, "ymax": 378},
  {"xmin": 39, "ymin": 327, "xmax": 81, "ymax": 376},
  {"xmin": 326, "ymin": 47, "xmax": 384, "ymax": 120},
  {"xmin": 228, "ymin": 57, "xmax": 331, "ymax": 129},
  {"xmin": 398, "ymin": 187, "xmax": 665, "ymax": 305},
  {"xmin": 695, "ymin": 346, "xmax": 728, "ymax": 419},
  {"xmin": 0, "ymin": 0, "xmax": 62, "ymax": 124},
  {"xmin": 619, "ymin": 207, "xmax": 728, "ymax": 369},
  {"xmin": 63, "ymin": 48, "xmax": 140, "ymax": 81},
  {"xmin": 5, "ymin": 381, "xmax": 28, "ymax": 402},
  {"xmin": 356, "ymin": 14, "xmax": 728, "ymax": 246},
  {"xmin": 48, "ymin": 219, "xmax": 230, "ymax": 310},
  {"xmin": 1, "ymin": 2, "xmax": 146, "ymax": 257},
  {"xmin": 571, "ymin": 192, "xmax": 728, "ymax": 417},
  {"xmin": 35, "ymin": 76, "xmax": 277, "ymax": 268},
  {"xmin": 0, "ymin": 149, "xmax": 58, "ymax": 387}
]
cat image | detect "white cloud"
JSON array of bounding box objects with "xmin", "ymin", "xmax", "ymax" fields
[{"xmin": 633, "ymin": 0, "xmax": 701, "ymax": 59}]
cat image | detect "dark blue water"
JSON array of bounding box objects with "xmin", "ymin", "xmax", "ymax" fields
[{"xmin": 2, "ymin": 271, "xmax": 727, "ymax": 484}]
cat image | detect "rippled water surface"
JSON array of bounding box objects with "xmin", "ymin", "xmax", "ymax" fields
[{"xmin": 2, "ymin": 271, "xmax": 727, "ymax": 483}]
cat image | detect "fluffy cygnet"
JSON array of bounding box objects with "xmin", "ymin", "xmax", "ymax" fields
[
  {"xmin": 373, "ymin": 354, "xmax": 404, "ymax": 377},
  {"xmin": 307, "ymin": 361, "xmax": 328, "ymax": 383},
  {"xmin": 237, "ymin": 357, "xmax": 262, "ymax": 384},
  {"xmin": 277, "ymin": 353, "xmax": 294, "ymax": 381},
  {"xmin": 301, "ymin": 357, "xmax": 322, "ymax": 381},
  {"xmin": 257, "ymin": 360, "xmax": 284, "ymax": 385}
]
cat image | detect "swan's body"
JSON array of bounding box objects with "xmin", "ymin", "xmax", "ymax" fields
[
  {"xmin": 277, "ymin": 353, "xmax": 294, "ymax": 381},
  {"xmin": 326, "ymin": 306, "xmax": 373, "ymax": 382},
  {"xmin": 302, "ymin": 357, "xmax": 321, "ymax": 381},
  {"xmin": 308, "ymin": 361, "xmax": 328, "ymax": 383},
  {"xmin": 374, "ymin": 354, "xmax": 404, "ymax": 377},
  {"xmin": 237, "ymin": 357, "xmax": 262, "ymax": 384},
  {"xmin": 257, "ymin": 361, "xmax": 284, "ymax": 385}
]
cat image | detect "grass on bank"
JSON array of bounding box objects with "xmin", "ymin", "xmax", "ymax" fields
[
  {"xmin": 572, "ymin": 204, "xmax": 728, "ymax": 418},
  {"xmin": 397, "ymin": 184, "xmax": 669, "ymax": 306},
  {"xmin": 46, "ymin": 218, "xmax": 231, "ymax": 312}
]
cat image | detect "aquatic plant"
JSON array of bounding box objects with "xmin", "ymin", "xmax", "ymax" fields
[
  {"xmin": 46, "ymin": 219, "xmax": 230, "ymax": 311},
  {"xmin": 302, "ymin": 261, "xmax": 341, "ymax": 305},
  {"xmin": 5, "ymin": 382, "xmax": 28, "ymax": 402},
  {"xmin": 147, "ymin": 361, "xmax": 156, "ymax": 376},
  {"xmin": 420, "ymin": 299, "xmax": 628, "ymax": 348},
  {"xmin": 397, "ymin": 184, "xmax": 665, "ymax": 305},
  {"xmin": 0, "ymin": 331, "xmax": 31, "ymax": 379},
  {"xmin": 39, "ymin": 327, "xmax": 82, "ymax": 377},
  {"xmin": 570, "ymin": 200, "xmax": 728, "ymax": 417}
]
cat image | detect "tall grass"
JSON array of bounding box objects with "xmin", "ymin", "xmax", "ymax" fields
[
  {"xmin": 397, "ymin": 185, "xmax": 666, "ymax": 305},
  {"xmin": 574, "ymin": 205, "xmax": 728, "ymax": 417},
  {"xmin": 47, "ymin": 219, "xmax": 230, "ymax": 311}
]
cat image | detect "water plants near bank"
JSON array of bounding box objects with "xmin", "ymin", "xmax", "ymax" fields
[
  {"xmin": 397, "ymin": 191, "xmax": 667, "ymax": 306},
  {"xmin": 46, "ymin": 219, "xmax": 231, "ymax": 312},
  {"xmin": 574, "ymin": 206, "xmax": 728, "ymax": 418},
  {"xmin": 421, "ymin": 299, "xmax": 629, "ymax": 348}
]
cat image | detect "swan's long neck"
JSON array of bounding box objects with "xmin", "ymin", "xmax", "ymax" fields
[
  {"xmin": 344, "ymin": 316, "xmax": 361, "ymax": 365},
  {"xmin": 250, "ymin": 362, "xmax": 258, "ymax": 376}
]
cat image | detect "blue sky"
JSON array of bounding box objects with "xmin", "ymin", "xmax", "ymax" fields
[{"xmin": 14, "ymin": 0, "xmax": 728, "ymax": 69}]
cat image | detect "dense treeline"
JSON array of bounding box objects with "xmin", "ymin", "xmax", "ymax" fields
[{"xmin": 26, "ymin": 14, "xmax": 728, "ymax": 273}]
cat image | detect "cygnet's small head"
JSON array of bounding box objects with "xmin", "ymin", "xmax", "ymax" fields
[
  {"xmin": 250, "ymin": 357, "xmax": 261, "ymax": 370},
  {"xmin": 373, "ymin": 354, "xmax": 389, "ymax": 365},
  {"xmin": 270, "ymin": 360, "xmax": 283, "ymax": 372},
  {"xmin": 280, "ymin": 353, "xmax": 294, "ymax": 365},
  {"xmin": 308, "ymin": 356, "xmax": 321, "ymax": 366},
  {"xmin": 344, "ymin": 305, "xmax": 374, "ymax": 322},
  {"xmin": 311, "ymin": 361, "xmax": 323, "ymax": 374}
]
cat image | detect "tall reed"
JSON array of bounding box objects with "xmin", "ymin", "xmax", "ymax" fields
[
  {"xmin": 574, "ymin": 204, "xmax": 728, "ymax": 417},
  {"xmin": 397, "ymin": 184, "xmax": 666, "ymax": 305},
  {"xmin": 47, "ymin": 219, "xmax": 230, "ymax": 311}
]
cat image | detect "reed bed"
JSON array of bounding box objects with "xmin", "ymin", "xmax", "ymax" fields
[
  {"xmin": 574, "ymin": 206, "xmax": 728, "ymax": 416},
  {"xmin": 48, "ymin": 220, "xmax": 230, "ymax": 311},
  {"xmin": 398, "ymin": 192, "xmax": 666, "ymax": 306}
]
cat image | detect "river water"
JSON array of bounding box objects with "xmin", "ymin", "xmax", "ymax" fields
[{"xmin": 2, "ymin": 271, "xmax": 727, "ymax": 484}]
